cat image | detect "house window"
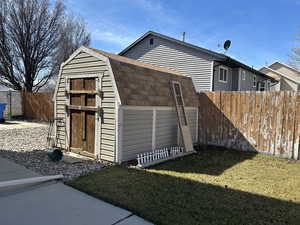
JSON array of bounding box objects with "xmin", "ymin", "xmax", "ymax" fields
[
  {"xmin": 253, "ymin": 75, "xmax": 257, "ymax": 87},
  {"xmin": 259, "ymin": 81, "xmax": 266, "ymax": 91},
  {"xmin": 267, "ymin": 80, "xmax": 271, "ymax": 90},
  {"xmin": 219, "ymin": 67, "xmax": 228, "ymax": 83},
  {"xmin": 149, "ymin": 38, "xmax": 154, "ymax": 46},
  {"xmin": 242, "ymin": 70, "xmax": 246, "ymax": 80}
]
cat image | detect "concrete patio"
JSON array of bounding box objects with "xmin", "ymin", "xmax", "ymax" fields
[{"xmin": 0, "ymin": 157, "xmax": 153, "ymax": 225}]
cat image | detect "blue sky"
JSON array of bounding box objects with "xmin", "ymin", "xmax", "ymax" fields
[{"xmin": 65, "ymin": 0, "xmax": 300, "ymax": 69}]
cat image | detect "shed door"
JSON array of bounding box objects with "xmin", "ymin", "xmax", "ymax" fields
[{"xmin": 69, "ymin": 78, "xmax": 96, "ymax": 157}]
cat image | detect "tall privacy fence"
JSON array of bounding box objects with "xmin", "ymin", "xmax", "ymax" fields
[
  {"xmin": 0, "ymin": 91, "xmax": 22, "ymax": 118},
  {"xmin": 198, "ymin": 91, "xmax": 300, "ymax": 160},
  {"xmin": 22, "ymin": 92, "xmax": 54, "ymax": 121}
]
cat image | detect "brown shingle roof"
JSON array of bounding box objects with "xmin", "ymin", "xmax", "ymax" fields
[{"xmin": 88, "ymin": 47, "xmax": 198, "ymax": 107}]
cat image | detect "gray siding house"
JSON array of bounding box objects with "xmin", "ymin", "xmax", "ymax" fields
[{"xmin": 120, "ymin": 31, "xmax": 275, "ymax": 92}]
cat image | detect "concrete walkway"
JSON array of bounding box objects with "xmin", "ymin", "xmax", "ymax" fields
[{"xmin": 0, "ymin": 157, "xmax": 153, "ymax": 225}]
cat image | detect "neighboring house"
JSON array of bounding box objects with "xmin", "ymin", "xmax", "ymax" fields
[
  {"xmin": 119, "ymin": 31, "xmax": 276, "ymax": 92},
  {"xmin": 53, "ymin": 46, "xmax": 198, "ymax": 163},
  {"xmin": 259, "ymin": 62, "xmax": 300, "ymax": 91},
  {"xmin": 0, "ymin": 84, "xmax": 9, "ymax": 91}
]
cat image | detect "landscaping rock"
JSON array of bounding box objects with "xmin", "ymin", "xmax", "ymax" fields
[{"xmin": 0, "ymin": 125, "xmax": 105, "ymax": 181}]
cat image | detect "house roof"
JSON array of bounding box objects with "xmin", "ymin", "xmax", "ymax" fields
[
  {"xmin": 269, "ymin": 61, "xmax": 300, "ymax": 74},
  {"xmin": 260, "ymin": 66, "xmax": 300, "ymax": 84},
  {"xmin": 54, "ymin": 46, "xmax": 198, "ymax": 107},
  {"xmin": 119, "ymin": 31, "xmax": 276, "ymax": 81}
]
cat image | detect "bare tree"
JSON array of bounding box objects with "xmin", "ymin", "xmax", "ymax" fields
[
  {"xmin": 289, "ymin": 29, "xmax": 300, "ymax": 72},
  {"xmin": 0, "ymin": 0, "xmax": 91, "ymax": 92},
  {"xmin": 55, "ymin": 14, "xmax": 91, "ymax": 68}
]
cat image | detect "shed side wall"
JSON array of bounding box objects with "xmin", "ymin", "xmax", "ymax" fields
[{"xmin": 121, "ymin": 106, "xmax": 198, "ymax": 162}]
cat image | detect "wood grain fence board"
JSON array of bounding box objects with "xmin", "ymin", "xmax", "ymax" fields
[
  {"xmin": 293, "ymin": 93, "xmax": 300, "ymax": 160},
  {"xmin": 207, "ymin": 92, "xmax": 215, "ymax": 144},
  {"xmin": 260, "ymin": 92, "xmax": 268, "ymax": 153},
  {"xmin": 22, "ymin": 92, "xmax": 54, "ymax": 121},
  {"xmin": 198, "ymin": 91, "xmax": 300, "ymax": 160},
  {"xmin": 265, "ymin": 91, "xmax": 273, "ymax": 154},
  {"xmin": 214, "ymin": 92, "xmax": 221, "ymax": 145},
  {"xmin": 269, "ymin": 92, "xmax": 277, "ymax": 155},
  {"xmin": 275, "ymin": 92, "xmax": 284, "ymax": 156},
  {"xmin": 248, "ymin": 92, "xmax": 256, "ymax": 151},
  {"xmin": 286, "ymin": 92, "xmax": 296, "ymax": 158},
  {"xmin": 239, "ymin": 92, "xmax": 247, "ymax": 151},
  {"xmin": 280, "ymin": 92, "xmax": 288, "ymax": 157}
]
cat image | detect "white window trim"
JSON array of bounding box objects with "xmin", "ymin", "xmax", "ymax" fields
[
  {"xmin": 259, "ymin": 81, "xmax": 266, "ymax": 91},
  {"xmin": 242, "ymin": 70, "xmax": 246, "ymax": 81},
  {"xmin": 219, "ymin": 66, "xmax": 228, "ymax": 83},
  {"xmin": 253, "ymin": 75, "xmax": 257, "ymax": 88}
]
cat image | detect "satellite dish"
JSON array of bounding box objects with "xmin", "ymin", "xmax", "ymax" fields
[{"xmin": 224, "ymin": 40, "xmax": 231, "ymax": 51}]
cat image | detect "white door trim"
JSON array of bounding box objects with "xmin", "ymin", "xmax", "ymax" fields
[{"xmin": 65, "ymin": 73, "xmax": 103, "ymax": 159}]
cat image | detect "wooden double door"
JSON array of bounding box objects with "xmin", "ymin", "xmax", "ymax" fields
[{"xmin": 68, "ymin": 78, "xmax": 98, "ymax": 157}]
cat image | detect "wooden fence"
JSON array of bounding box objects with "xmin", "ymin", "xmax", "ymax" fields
[
  {"xmin": 198, "ymin": 91, "xmax": 300, "ymax": 160},
  {"xmin": 22, "ymin": 92, "xmax": 54, "ymax": 121}
]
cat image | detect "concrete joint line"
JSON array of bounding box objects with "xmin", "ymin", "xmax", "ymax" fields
[{"xmin": 111, "ymin": 213, "xmax": 134, "ymax": 225}]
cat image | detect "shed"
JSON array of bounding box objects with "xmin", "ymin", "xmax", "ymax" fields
[{"xmin": 53, "ymin": 46, "xmax": 199, "ymax": 163}]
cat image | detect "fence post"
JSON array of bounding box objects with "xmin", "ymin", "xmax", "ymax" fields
[{"xmin": 7, "ymin": 90, "xmax": 12, "ymax": 120}]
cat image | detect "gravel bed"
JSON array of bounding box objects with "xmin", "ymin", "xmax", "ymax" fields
[{"xmin": 0, "ymin": 125, "xmax": 105, "ymax": 181}]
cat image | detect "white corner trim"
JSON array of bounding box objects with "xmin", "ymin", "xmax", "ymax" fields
[
  {"xmin": 95, "ymin": 74, "xmax": 103, "ymax": 160},
  {"xmin": 65, "ymin": 77, "xmax": 70, "ymax": 151},
  {"xmin": 196, "ymin": 107, "xmax": 199, "ymax": 143},
  {"xmin": 115, "ymin": 103, "xmax": 123, "ymax": 164},
  {"xmin": 152, "ymin": 109, "xmax": 156, "ymax": 150},
  {"xmin": 52, "ymin": 64, "xmax": 64, "ymax": 102},
  {"xmin": 210, "ymin": 61, "xmax": 214, "ymax": 91}
]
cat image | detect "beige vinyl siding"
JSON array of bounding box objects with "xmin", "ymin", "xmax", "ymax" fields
[
  {"xmin": 122, "ymin": 35, "xmax": 213, "ymax": 92},
  {"xmin": 269, "ymin": 63, "xmax": 300, "ymax": 78},
  {"xmin": 122, "ymin": 109, "xmax": 153, "ymax": 161},
  {"xmin": 55, "ymin": 75, "xmax": 66, "ymax": 149},
  {"xmin": 99, "ymin": 70, "xmax": 116, "ymax": 162},
  {"xmin": 121, "ymin": 107, "xmax": 198, "ymax": 162},
  {"xmin": 55, "ymin": 51, "xmax": 116, "ymax": 162},
  {"xmin": 155, "ymin": 109, "xmax": 178, "ymax": 148},
  {"xmin": 280, "ymin": 78, "xmax": 299, "ymax": 91}
]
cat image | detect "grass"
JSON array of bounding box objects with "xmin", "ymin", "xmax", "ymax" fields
[{"xmin": 69, "ymin": 148, "xmax": 300, "ymax": 225}]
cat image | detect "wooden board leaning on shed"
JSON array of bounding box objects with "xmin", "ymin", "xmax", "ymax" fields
[{"xmin": 171, "ymin": 81, "xmax": 194, "ymax": 152}]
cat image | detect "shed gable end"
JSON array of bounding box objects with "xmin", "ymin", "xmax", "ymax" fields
[{"xmin": 54, "ymin": 51, "xmax": 117, "ymax": 162}]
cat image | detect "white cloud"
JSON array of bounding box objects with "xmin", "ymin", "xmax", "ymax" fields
[
  {"xmin": 92, "ymin": 29, "xmax": 134, "ymax": 46},
  {"xmin": 131, "ymin": 0, "xmax": 180, "ymax": 25}
]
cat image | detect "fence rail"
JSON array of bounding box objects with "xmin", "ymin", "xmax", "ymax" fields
[
  {"xmin": 22, "ymin": 92, "xmax": 54, "ymax": 121},
  {"xmin": 198, "ymin": 91, "xmax": 300, "ymax": 160}
]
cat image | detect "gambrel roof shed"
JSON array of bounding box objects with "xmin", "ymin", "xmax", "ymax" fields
[
  {"xmin": 53, "ymin": 46, "xmax": 199, "ymax": 163},
  {"xmin": 54, "ymin": 46, "xmax": 198, "ymax": 107}
]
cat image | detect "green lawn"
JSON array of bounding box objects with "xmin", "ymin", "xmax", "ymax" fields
[{"xmin": 69, "ymin": 148, "xmax": 300, "ymax": 225}]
